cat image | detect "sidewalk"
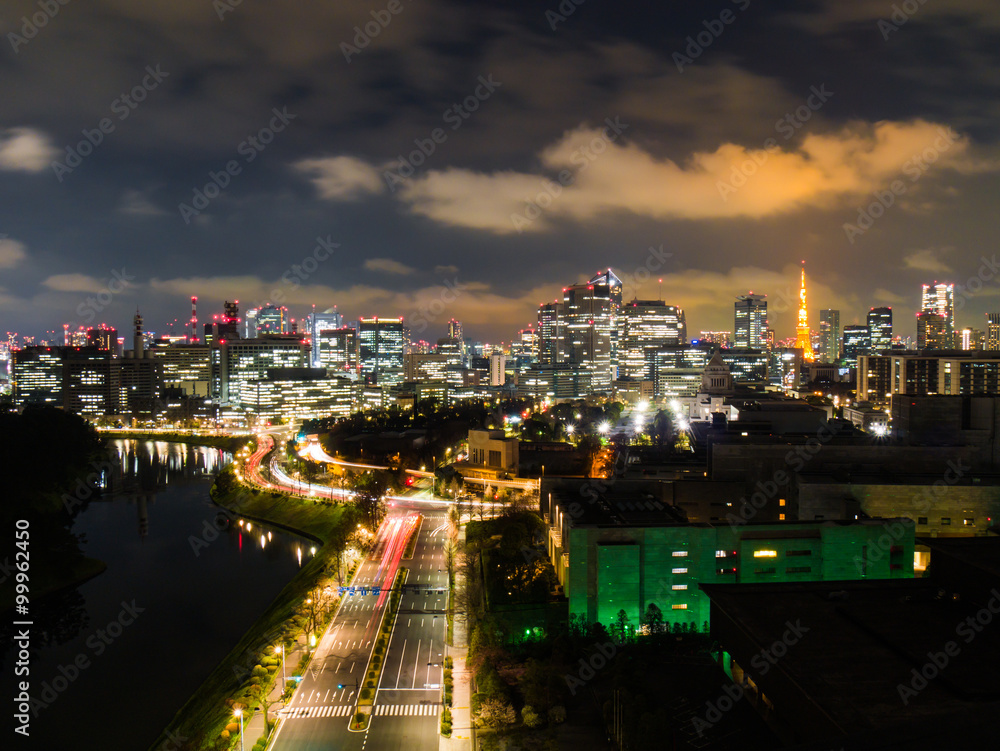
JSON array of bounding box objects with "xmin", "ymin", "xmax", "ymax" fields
[
  {"xmin": 443, "ymin": 523, "xmax": 474, "ymax": 751},
  {"xmin": 242, "ymin": 635, "xmax": 308, "ymax": 746}
]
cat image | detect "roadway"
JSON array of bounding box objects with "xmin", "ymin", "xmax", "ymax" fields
[{"xmin": 242, "ymin": 432, "xmax": 459, "ymax": 750}]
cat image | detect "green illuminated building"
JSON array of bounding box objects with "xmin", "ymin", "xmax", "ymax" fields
[{"xmin": 542, "ymin": 491, "xmax": 914, "ymax": 631}]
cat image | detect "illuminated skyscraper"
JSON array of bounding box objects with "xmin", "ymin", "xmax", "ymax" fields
[
  {"xmin": 359, "ymin": 317, "xmax": 405, "ymax": 387},
  {"xmin": 867, "ymin": 307, "xmax": 893, "ymax": 353},
  {"xmin": 842, "ymin": 325, "xmax": 871, "ymax": 361},
  {"xmin": 916, "ymin": 311, "xmax": 948, "ymax": 350},
  {"xmin": 734, "ymin": 293, "xmax": 767, "ymax": 348},
  {"xmin": 588, "ymin": 269, "xmax": 623, "ymax": 376},
  {"xmin": 563, "ymin": 282, "xmax": 613, "ymax": 391},
  {"xmin": 306, "ymin": 309, "xmax": 344, "ymax": 366},
  {"xmin": 87, "ymin": 326, "xmax": 117, "ymax": 352},
  {"xmin": 618, "ymin": 299, "xmax": 686, "ymax": 380},
  {"xmin": 796, "ymin": 263, "xmax": 814, "ymax": 361},
  {"xmin": 819, "ymin": 310, "xmax": 840, "ymax": 362},
  {"xmin": 315, "ymin": 326, "xmax": 358, "ymax": 375},
  {"xmin": 537, "ymin": 302, "xmax": 565, "ymax": 365},
  {"xmin": 921, "ymin": 283, "xmax": 955, "ymax": 339},
  {"xmin": 256, "ymin": 304, "xmax": 289, "ymax": 335}
]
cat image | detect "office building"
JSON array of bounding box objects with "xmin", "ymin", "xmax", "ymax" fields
[
  {"xmin": 818, "ymin": 309, "xmax": 840, "ymax": 362},
  {"xmin": 563, "ymin": 282, "xmax": 614, "ymax": 391},
  {"xmin": 220, "ymin": 335, "xmax": 309, "ymax": 404},
  {"xmin": 314, "ymin": 326, "xmax": 358, "ymax": 376},
  {"xmin": 734, "ymin": 294, "xmax": 767, "ymax": 348},
  {"xmin": 150, "ymin": 342, "xmax": 214, "ymax": 398},
  {"xmin": 255, "ymin": 304, "xmax": 288, "ymax": 335},
  {"xmin": 63, "ymin": 347, "xmax": 119, "ymax": 417},
  {"xmin": 242, "ymin": 368, "xmax": 355, "ymax": 423},
  {"xmin": 921, "ymin": 282, "xmax": 955, "ymax": 339},
  {"xmin": 12, "ymin": 346, "xmax": 65, "ymax": 408},
  {"xmin": 697, "ymin": 331, "xmax": 731, "ymax": 348},
  {"xmin": 305, "ymin": 309, "xmax": 344, "ymax": 365},
  {"xmin": 958, "ymin": 327, "xmax": 984, "ymax": 351},
  {"xmin": 867, "ymin": 306, "xmax": 893, "ymax": 353},
  {"xmin": 537, "ymin": 302, "xmax": 565, "ymax": 365},
  {"xmin": 986, "ymin": 313, "xmax": 1000, "ymax": 351},
  {"xmin": 842, "ymin": 324, "xmax": 870, "ymax": 361},
  {"xmin": 916, "ymin": 310, "xmax": 948, "ymax": 350},
  {"xmin": 358, "ymin": 317, "xmax": 405, "ymax": 387},
  {"xmin": 489, "ymin": 353, "xmax": 506, "ymax": 386},
  {"xmin": 87, "ymin": 326, "xmax": 117, "ymax": 352},
  {"xmin": 618, "ymin": 299, "xmax": 686, "ymax": 380}
]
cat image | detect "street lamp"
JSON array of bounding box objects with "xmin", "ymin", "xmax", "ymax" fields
[
  {"xmin": 233, "ymin": 708, "xmax": 244, "ymax": 751},
  {"xmin": 276, "ymin": 644, "xmax": 286, "ymax": 691}
]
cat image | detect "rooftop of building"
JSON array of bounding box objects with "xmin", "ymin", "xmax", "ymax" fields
[{"xmin": 700, "ymin": 578, "xmax": 1000, "ymax": 748}]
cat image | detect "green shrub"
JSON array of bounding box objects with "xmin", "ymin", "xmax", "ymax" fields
[
  {"xmin": 360, "ymin": 687, "xmax": 372, "ymax": 699},
  {"xmin": 444, "ymin": 656, "xmax": 453, "ymax": 669}
]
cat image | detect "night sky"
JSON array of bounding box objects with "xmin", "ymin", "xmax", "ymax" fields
[{"xmin": 1, "ymin": 0, "xmax": 999, "ymax": 343}]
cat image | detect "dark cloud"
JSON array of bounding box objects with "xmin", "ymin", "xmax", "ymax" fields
[{"xmin": 1, "ymin": 0, "xmax": 998, "ymax": 342}]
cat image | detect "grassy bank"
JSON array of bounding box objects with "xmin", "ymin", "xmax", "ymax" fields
[{"xmin": 147, "ymin": 467, "xmax": 359, "ymax": 751}]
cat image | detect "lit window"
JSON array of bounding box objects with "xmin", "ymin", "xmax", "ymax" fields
[
  {"xmin": 715, "ymin": 550, "xmax": 727, "ymax": 558},
  {"xmin": 672, "ymin": 551, "xmax": 688, "ymax": 557},
  {"xmin": 964, "ymin": 518, "xmax": 975, "ymax": 526},
  {"xmin": 671, "ymin": 604, "xmax": 688, "ymax": 610},
  {"xmin": 779, "ymin": 514, "xmax": 786, "ymax": 521},
  {"xmin": 672, "ymin": 567, "xmax": 688, "ymax": 574},
  {"xmin": 753, "ymin": 550, "xmax": 777, "ymax": 558},
  {"xmin": 779, "ymin": 499, "xmax": 786, "ymax": 507},
  {"xmin": 672, "ymin": 584, "xmax": 688, "ymax": 590}
]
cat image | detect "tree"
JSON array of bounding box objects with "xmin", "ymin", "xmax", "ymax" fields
[
  {"xmin": 613, "ymin": 609, "xmax": 632, "ymax": 643},
  {"xmin": 650, "ymin": 410, "xmax": 674, "ymax": 447},
  {"xmin": 642, "ymin": 602, "xmax": 664, "ymax": 635},
  {"xmin": 350, "ymin": 470, "xmax": 390, "ymax": 529},
  {"xmin": 477, "ymin": 697, "xmax": 517, "ymax": 733},
  {"xmin": 521, "ymin": 704, "xmax": 544, "ymax": 728}
]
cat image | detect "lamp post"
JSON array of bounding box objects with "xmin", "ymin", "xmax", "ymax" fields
[
  {"xmin": 276, "ymin": 644, "xmax": 286, "ymax": 692},
  {"xmin": 234, "ymin": 708, "xmax": 244, "ymax": 751}
]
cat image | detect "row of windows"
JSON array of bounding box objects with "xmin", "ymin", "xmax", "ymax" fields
[{"xmin": 916, "ymin": 517, "xmax": 975, "ymax": 526}]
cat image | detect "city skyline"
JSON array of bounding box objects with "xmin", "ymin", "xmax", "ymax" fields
[{"xmin": 2, "ymin": 3, "xmax": 1000, "ymax": 343}]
